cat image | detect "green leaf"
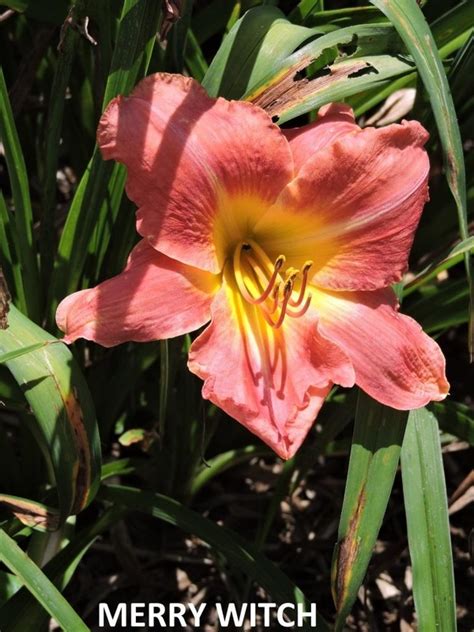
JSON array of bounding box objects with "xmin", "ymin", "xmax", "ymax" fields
[
  {"xmin": 0, "ymin": 529, "xmax": 89, "ymax": 632},
  {"xmin": 0, "ymin": 191, "xmax": 27, "ymax": 315},
  {"xmin": 190, "ymin": 445, "xmax": 270, "ymax": 497},
  {"xmin": 40, "ymin": 16, "xmax": 80, "ymax": 291},
  {"xmin": 101, "ymin": 458, "xmax": 140, "ymax": 480},
  {"xmin": 0, "ymin": 341, "xmax": 60, "ymax": 365},
  {"xmin": 401, "ymin": 408, "xmax": 456, "ymax": 631},
  {"xmin": 369, "ymin": 0, "xmax": 473, "ymax": 358},
  {"xmin": 243, "ymin": 23, "xmax": 411, "ymax": 123},
  {"xmin": 0, "ymin": 305, "xmax": 101, "ymax": 520},
  {"xmin": 404, "ymin": 236, "xmax": 474, "ymax": 296},
  {"xmin": 99, "ymin": 484, "xmax": 331, "ymax": 632},
  {"xmin": 332, "ymin": 391, "xmax": 407, "ymax": 630},
  {"xmin": 0, "ymin": 571, "xmax": 22, "ymax": 607},
  {"xmin": 289, "ymin": 0, "xmax": 326, "ymax": 23},
  {"xmin": 350, "ymin": 1, "xmax": 474, "ymax": 117},
  {"xmin": 185, "ymin": 29, "xmax": 209, "ymax": 81},
  {"xmin": 48, "ymin": 0, "xmax": 162, "ymax": 322},
  {"xmin": 449, "ymin": 32, "xmax": 474, "ymax": 116},
  {"xmin": 0, "ymin": 507, "xmax": 123, "ymax": 631},
  {"xmin": 0, "ymin": 69, "xmax": 40, "ymax": 321},
  {"xmin": 431, "ymin": 401, "xmax": 474, "ymax": 446},
  {"xmin": 202, "ymin": 6, "xmax": 323, "ymax": 98},
  {"xmin": 407, "ymin": 278, "xmax": 469, "ymax": 334}
]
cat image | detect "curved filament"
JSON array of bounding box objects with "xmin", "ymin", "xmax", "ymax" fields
[{"xmin": 233, "ymin": 242, "xmax": 312, "ymax": 329}]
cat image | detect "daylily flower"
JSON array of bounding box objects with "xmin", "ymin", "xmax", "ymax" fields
[{"xmin": 56, "ymin": 73, "xmax": 449, "ymax": 459}]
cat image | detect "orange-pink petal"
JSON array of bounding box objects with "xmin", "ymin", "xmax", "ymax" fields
[
  {"xmin": 56, "ymin": 241, "xmax": 219, "ymax": 347},
  {"xmin": 315, "ymin": 287, "xmax": 449, "ymax": 409},
  {"xmin": 257, "ymin": 120, "xmax": 429, "ymax": 291},
  {"xmin": 98, "ymin": 73, "xmax": 294, "ymax": 274},
  {"xmin": 188, "ymin": 282, "xmax": 354, "ymax": 459},
  {"xmin": 282, "ymin": 103, "xmax": 358, "ymax": 172}
]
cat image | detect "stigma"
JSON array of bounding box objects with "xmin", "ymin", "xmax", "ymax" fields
[{"xmin": 233, "ymin": 240, "xmax": 313, "ymax": 329}]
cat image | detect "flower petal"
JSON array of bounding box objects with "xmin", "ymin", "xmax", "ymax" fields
[
  {"xmin": 315, "ymin": 287, "xmax": 449, "ymax": 409},
  {"xmin": 256, "ymin": 121, "xmax": 429, "ymax": 291},
  {"xmin": 188, "ymin": 277, "xmax": 354, "ymax": 459},
  {"xmin": 56, "ymin": 241, "xmax": 219, "ymax": 347},
  {"xmin": 282, "ymin": 103, "xmax": 358, "ymax": 172},
  {"xmin": 98, "ymin": 73, "xmax": 294, "ymax": 274}
]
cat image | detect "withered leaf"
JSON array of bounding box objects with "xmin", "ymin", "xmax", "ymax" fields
[
  {"xmin": 160, "ymin": 0, "xmax": 184, "ymax": 41},
  {"xmin": 250, "ymin": 59, "xmax": 372, "ymax": 119},
  {"xmin": 0, "ymin": 267, "xmax": 11, "ymax": 330},
  {"xmin": 0, "ymin": 495, "xmax": 60, "ymax": 532}
]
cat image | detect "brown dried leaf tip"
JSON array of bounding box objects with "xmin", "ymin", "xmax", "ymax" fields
[
  {"xmin": 0, "ymin": 267, "xmax": 11, "ymax": 330},
  {"xmin": 160, "ymin": 0, "xmax": 184, "ymax": 41}
]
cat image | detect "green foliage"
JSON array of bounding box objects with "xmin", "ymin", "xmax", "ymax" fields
[
  {"xmin": 370, "ymin": 0, "xmax": 473, "ymax": 357},
  {"xmin": 0, "ymin": 0, "xmax": 472, "ymax": 629},
  {"xmin": 401, "ymin": 408, "xmax": 456, "ymax": 631},
  {"xmin": 0, "ymin": 529, "xmax": 88, "ymax": 631},
  {"xmin": 0, "ymin": 306, "xmax": 101, "ymax": 519},
  {"xmin": 332, "ymin": 392, "xmax": 408, "ymax": 630}
]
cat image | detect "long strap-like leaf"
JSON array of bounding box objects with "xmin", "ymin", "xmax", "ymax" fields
[
  {"xmin": 332, "ymin": 391, "xmax": 407, "ymax": 630},
  {"xmin": 370, "ymin": 0, "xmax": 473, "ymax": 358},
  {"xmin": 0, "ymin": 528, "xmax": 89, "ymax": 632},
  {"xmin": 401, "ymin": 408, "xmax": 456, "ymax": 631}
]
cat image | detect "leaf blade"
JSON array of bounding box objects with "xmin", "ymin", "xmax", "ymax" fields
[
  {"xmin": 401, "ymin": 408, "xmax": 456, "ymax": 631},
  {"xmin": 0, "ymin": 529, "xmax": 89, "ymax": 632},
  {"xmin": 0, "ymin": 70, "xmax": 40, "ymax": 320},
  {"xmin": 369, "ymin": 0, "xmax": 473, "ymax": 356},
  {"xmin": 332, "ymin": 391, "xmax": 408, "ymax": 630},
  {"xmin": 0, "ymin": 305, "xmax": 101, "ymax": 519}
]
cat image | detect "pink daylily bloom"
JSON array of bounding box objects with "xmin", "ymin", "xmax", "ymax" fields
[{"xmin": 56, "ymin": 73, "xmax": 449, "ymax": 459}]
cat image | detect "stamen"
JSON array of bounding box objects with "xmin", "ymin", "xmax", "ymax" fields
[
  {"xmin": 265, "ymin": 282, "xmax": 281, "ymax": 315},
  {"xmin": 261, "ymin": 286, "xmax": 292, "ymax": 329},
  {"xmin": 247, "ymin": 253, "xmax": 285, "ymax": 304},
  {"xmin": 233, "ymin": 243, "xmax": 285, "ymax": 305},
  {"xmin": 289, "ymin": 260, "xmax": 313, "ymax": 308},
  {"xmin": 233, "ymin": 241, "xmax": 313, "ymax": 329},
  {"xmin": 286, "ymin": 293, "xmax": 312, "ymax": 318}
]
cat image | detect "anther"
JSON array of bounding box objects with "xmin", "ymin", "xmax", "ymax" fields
[
  {"xmin": 289, "ymin": 260, "xmax": 313, "ymax": 308},
  {"xmin": 275, "ymin": 255, "xmax": 286, "ymax": 270}
]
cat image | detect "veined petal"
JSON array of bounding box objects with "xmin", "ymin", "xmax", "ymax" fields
[
  {"xmin": 283, "ymin": 103, "xmax": 358, "ymax": 172},
  {"xmin": 315, "ymin": 287, "xmax": 449, "ymax": 409},
  {"xmin": 56, "ymin": 241, "xmax": 219, "ymax": 347},
  {"xmin": 256, "ymin": 121, "xmax": 429, "ymax": 291},
  {"xmin": 188, "ymin": 276, "xmax": 354, "ymax": 459},
  {"xmin": 98, "ymin": 73, "xmax": 294, "ymax": 274}
]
